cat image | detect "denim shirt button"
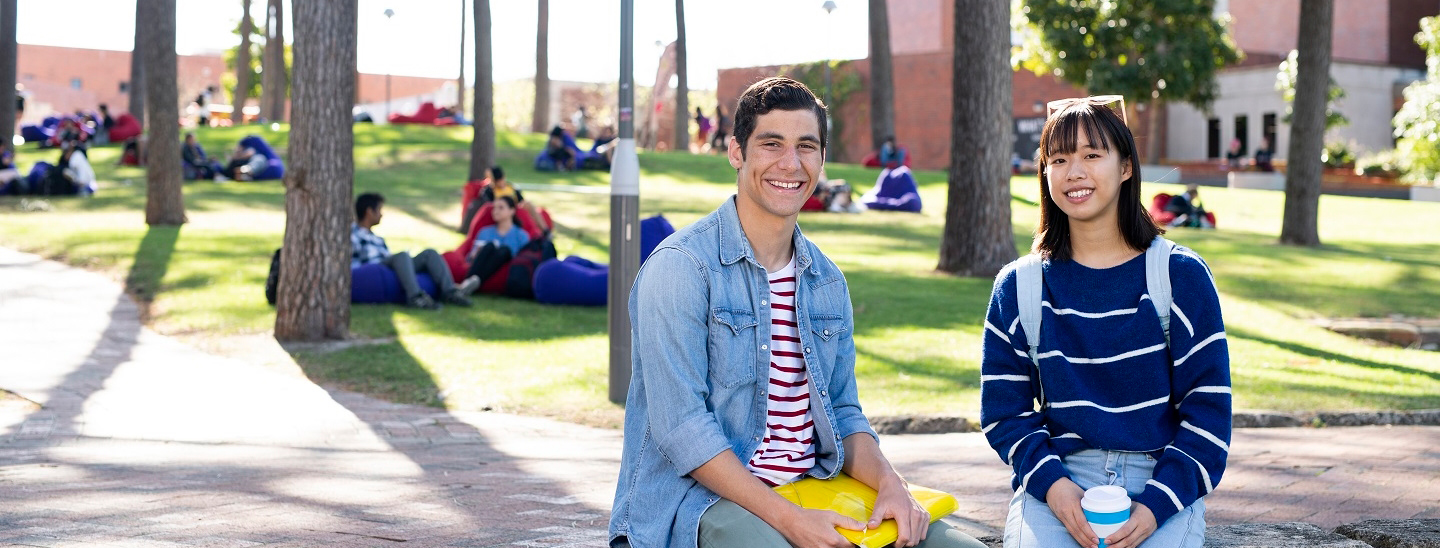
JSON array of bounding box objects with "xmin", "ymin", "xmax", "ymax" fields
[
  {"xmin": 761, "ymin": 299, "xmax": 768, "ymax": 305},
  {"xmin": 804, "ymin": 347, "xmax": 812, "ymax": 353},
  {"xmin": 820, "ymin": 390, "xmax": 828, "ymax": 396},
  {"xmin": 823, "ymin": 329, "xmax": 830, "ymax": 336},
  {"xmin": 761, "ymin": 344, "xmax": 768, "ymax": 350}
]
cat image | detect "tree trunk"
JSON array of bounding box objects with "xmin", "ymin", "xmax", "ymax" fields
[
  {"xmin": 674, "ymin": 0, "xmax": 688, "ymax": 153},
  {"xmin": 937, "ymin": 0, "xmax": 1015, "ymax": 276},
  {"xmin": 1280, "ymin": 0, "xmax": 1332, "ymax": 247},
  {"xmin": 275, "ymin": 0, "xmax": 356, "ymax": 341},
  {"xmin": 128, "ymin": 0, "xmax": 144, "ymax": 120},
  {"xmin": 1146, "ymin": 99, "xmax": 1164, "ymax": 164},
  {"xmin": 468, "ymin": 0, "xmax": 495, "ymax": 181},
  {"xmin": 456, "ymin": 0, "xmax": 466, "ymax": 117},
  {"xmin": 141, "ymin": 0, "xmax": 186, "ymax": 226},
  {"xmin": 0, "ymin": 0, "xmax": 16, "ymax": 148},
  {"xmin": 531, "ymin": 0, "xmax": 549, "ymax": 133},
  {"xmin": 233, "ymin": 0, "xmax": 253, "ymax": 124},
  {"xmin": 261, "ymin": 0, "xmax": 288, "ymax": 123},
  {"xmin": 868, "ymin": 0, "xmax": 895, "ymax": 151}
]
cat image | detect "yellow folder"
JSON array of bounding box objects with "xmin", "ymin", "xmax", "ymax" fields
[{"xmin": 772, "ymin": 473, "xmax": 959, "ymax": 548}]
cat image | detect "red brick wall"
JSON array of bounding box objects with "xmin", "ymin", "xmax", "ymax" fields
[
  {"xmin": 17, "ymin": 44, "xmax": 224, "ymax": 121},
  {"xmin": 1227, "ymin": 0, "xmax": 1400, "ymax": 64},
  {"xmin": 356, "ymin": 73, "xmax": 456, "ymax": 107}
]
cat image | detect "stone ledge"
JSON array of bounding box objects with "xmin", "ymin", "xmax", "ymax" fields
[
  {"xmin": 1204, "ymin": 522, "xmax": 1371, "ymax": 547},
  {"xmin": 871, "ymin": 415, "xmax": 977, "ymax": 435},
  {"xmin": 1335, "ymin": 518, "xmax": 1440, "ymax": 547}
]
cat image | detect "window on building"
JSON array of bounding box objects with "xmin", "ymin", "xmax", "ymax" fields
[
  {"xmin": 1207, "ymin": 118, "xmax": 1221, "ymax": 159},
  {"xmin": 119, "ymin": 81, "xmax": 129, "ymax": 94},
  {"xmin": 1262, "ymin": 112, "xmax": 1277, "ymax": 152},
  {"xmin": 70, "ymin": 78, "xmax": 82, "ymax": 90},
  {"xmin": 1234, "ymin": 114, "xmax": 1249, "ymax": 156}
]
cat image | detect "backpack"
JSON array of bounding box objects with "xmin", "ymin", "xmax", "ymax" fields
[
  {"xmin": 1014, "ymin": 236, "xmax": 1177, "ymax": 403},
  {"xmin": 265, "ymin": 248, "xmax": 282, "ymax": 305}
]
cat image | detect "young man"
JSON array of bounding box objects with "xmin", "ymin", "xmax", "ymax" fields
[
  {"xmin": 352, "ymin": 192, "xmax": 478, "ymax": 309},
  {"xmin": 608, "ymin": 78, "xmax": 984, "ymax": 548}
]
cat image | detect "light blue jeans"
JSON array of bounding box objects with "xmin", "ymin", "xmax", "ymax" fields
[{"xmin": 1004, "ymin": 449, "xmax": 1205, "ymax": 548}]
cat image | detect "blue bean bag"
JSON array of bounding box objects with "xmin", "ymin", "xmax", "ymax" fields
[
  {"xmin": 238, "ymin": 135, "xmax": 285, "ymax": 180},
  {"xmin": 531, "ymin": 214, "xmax": 677, "ymax": 306},
  {"xmin": 534, "ymin": 132, "xmax": 585, "ymax": 171},
  {"xmin": 859, "ymin": 166, "xmax": 923, "ymax": 213},
  {"xmin": 351, "ymin": 263, "xmax": 440, "ymax": 304}
]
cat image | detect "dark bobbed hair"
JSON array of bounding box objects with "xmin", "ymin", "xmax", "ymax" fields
[
  {"xmin": 494, "ymin": 195, "xmax": 517, "ymax": 209},
  {"xmin": 731, "ymin": 77, "xmax": 827, "ymax": 159},
  {"xmin": 490, "ymin": 165, "xmax": 505, "ymax": 181},
  {"xmin": 1033, "ymin": 102, "xmax": 1161, "ymax": 262},
  {"xmin": 355, "ymin": 192, "xmax": 384, "ymax": 221}
]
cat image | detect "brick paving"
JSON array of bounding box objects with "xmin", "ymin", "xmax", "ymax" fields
[{"xmin": 2, "ymin": 246, "xmax": 1438, "ymax": 546}]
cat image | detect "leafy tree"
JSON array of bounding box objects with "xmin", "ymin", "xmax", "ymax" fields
[
  {"xmin": 261, "ymin": 0, "xmax": 288, "ymax": 122},
  {"xmin": 1276, "ymin": 49, "xmax": 1347, "ymax": 131},
  {"xmin": 1394, "ymin": 16, "xmax": 1440, "ymax": 183},
  {"xmin": 226, "ymin": 0, "xmax": 260, "ymax": 120},
  {"xmin": 1015, "ymin": 0, "xmax": 1242, "ymax": 163},
  {"xmin": 674, "ymin": 0, "xmax": 689, "ymax": 153},
  {"xmin": 938, "ymin": 0, "xmax": 1015, "ymax": 276}
]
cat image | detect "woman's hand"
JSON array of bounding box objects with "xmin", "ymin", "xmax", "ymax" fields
[
  {"xmin": 1099, "ymin": 502, "xmax": 1157, "ymax": 548},
  {"xmin": 1046, "ymin": 478, "xmax": 1098, "ymax": 548}
]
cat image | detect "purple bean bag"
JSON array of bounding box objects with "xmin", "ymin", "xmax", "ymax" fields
[
  {"xmin": 860, "ymin": 166, "xmax": 923, "ymax": 213},
  {"xmin": 351, "ymin": 263, "xmax": 439, "ymax": 304},
  {"xmin": 238, "ymin": 135, "xmax": 285, "ymax": 180}
]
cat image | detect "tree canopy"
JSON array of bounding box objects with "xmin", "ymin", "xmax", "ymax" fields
[
  {"xmin": 1394, "ymin": 16, "xmax": 1440, "ymax": 183},
  {"xmin": 1014, "ymin": 0, "xmax": 1242, "ymax": 110}
]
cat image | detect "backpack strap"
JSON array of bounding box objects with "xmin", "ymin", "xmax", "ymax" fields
[
  {"xmin": 1145, "ymin": 236, "xmax": 1177, "ymax": 345},
  {"xmin": 1014, "ymin": 254, "xmax": 1045, "ymax": 367}
]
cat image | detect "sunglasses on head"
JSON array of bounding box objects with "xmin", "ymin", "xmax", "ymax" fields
[{"xmin": 1046, "ymin": 95, "xmax": 1127, "ymax": 125}]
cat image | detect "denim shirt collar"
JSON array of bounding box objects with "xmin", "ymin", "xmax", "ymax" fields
[{"xmin": 716, "ymin": 196, "xmax": 814, "ymax": 272}]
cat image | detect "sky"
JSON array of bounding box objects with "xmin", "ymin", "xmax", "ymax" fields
[{"xmin": 17, "ymin": 0, "xmax": 873, "ymax": 89}]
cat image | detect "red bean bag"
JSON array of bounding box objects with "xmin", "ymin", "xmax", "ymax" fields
[
  {"xmin": 109, "ymin": 114, "xmax": 142, "ymax": 142},
  {"xmin": 389, "ymin": 102, "xmax": 439, "ymax": 124},
  {"xmin": 861, "ymin": 147, "xmax": 912, "ymax": 169},
  {"xmin": 442, "ymin": 199, "xmax": 553, "ymax": 282}
]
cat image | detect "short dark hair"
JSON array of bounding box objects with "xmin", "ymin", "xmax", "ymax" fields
[
  {"xmin": 355, "ymin": 192, "xmax": 384, "ymax": 221},
  {"xmin": 495, "ymin": 195, "xmax": 517, "ymax": 209},
  {"xmin": 1032, "ymin": 101, "xmax": 1161, "ymax": 262},
  {"xmin": 490, "ymin": 165, "xmax": 505, "ymax": 181},
  {"xmin": 731, "ymin": 77, "xmax": 827, "ymax": 159}
]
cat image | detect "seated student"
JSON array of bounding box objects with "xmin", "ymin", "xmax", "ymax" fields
[
  {"xmin": 352, "ymin": 192, "xmax": 479, "ymax": 309},
  {"xmin": 481, "ymin": 165, "xmax": 553, "ymax": 234},
  {"xmin": 1254, "ymin": 137, "xmax": 1275, "ymax": 172},
  {"xmin": 181, "ymin": 132, "xmax": 222, "ymax": 181},
  {"xmin": 1224, "ymin": 138, "xmax": 1243, "ymax": 169},
  {"xmin": 465, "ymin": 196, "xmax": 531, "ymax": 283},
  {"xmin": 0, "ymin": 145, "xmax": 20, "ymax": 187},
  {"xmin": 94, "ymin": 103, "xmax": 115, "ymax": 145},
  {"xmin": 544, "ymin": 126, "xmax": 576, "ymax": 171},
  {"xmin": 1165, "ymin": 183, "xmax": 1213, "ymax": 228},
  {"xmin": 878, "ymin": 135, "xmax": 907, "ymax": 169},
  {"xmin": 119, "ymin": 135, "xmax": 146, "ymax": 166},
  {"xmin": 35, "ymin": 142, "xmax": 94, "ymax": 196},
  {"xmin": 219, "ymin": 143, "xmax": 267, "ymax": 181},
  {"xmin": 811, "ymin": 170, "xmax": 863, "ymax": 213}
]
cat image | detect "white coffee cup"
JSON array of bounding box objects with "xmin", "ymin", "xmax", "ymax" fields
[{"xmin": 1081, "ymin": 485, "xmax": 1131, "ymax": 548}]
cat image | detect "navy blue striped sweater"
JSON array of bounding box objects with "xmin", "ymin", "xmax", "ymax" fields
[{"xmin": 979, "ymin": 249, "xmax": 1232, "ymax": 527}]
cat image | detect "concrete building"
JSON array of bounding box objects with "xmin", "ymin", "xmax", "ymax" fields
[{"xmin": 1166, "ymin": 0, "xmax": 1436, "ymax": 162}]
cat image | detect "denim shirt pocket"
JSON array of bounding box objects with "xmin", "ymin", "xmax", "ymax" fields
[
  {"xmin": 807, "ymin": 314, "xmax": 849, "ymax": 371},
  {"xmin": 709, "ymin": 308, "xmax": 759, "ymax": 388}
]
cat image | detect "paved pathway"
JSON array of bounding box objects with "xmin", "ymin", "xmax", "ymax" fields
[{"xmin": 1, "ymin": 247, "xmax": 1437, "ymax": 547}]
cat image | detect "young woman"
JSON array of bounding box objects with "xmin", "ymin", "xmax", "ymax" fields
[{"xmin": 979, "ymin": 97, "xmax": 1231, "ymax": 548}]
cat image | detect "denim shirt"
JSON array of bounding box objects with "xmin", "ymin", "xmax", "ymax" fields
[{"xmin": 608, "ymin": 197, "xmax": 878, "ymax": 548}]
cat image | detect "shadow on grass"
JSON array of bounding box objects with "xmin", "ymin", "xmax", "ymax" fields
[
  {"xmin": 123, "ymin": 225, "xmax": 181, "ymax": 321},
  {"xmin": 1228, "ymin": 325, "xmax": 1440, "ymax": 384}
]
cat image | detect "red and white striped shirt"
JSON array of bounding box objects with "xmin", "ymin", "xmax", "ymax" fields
[{"xmin": 747, "ymin": 259, "xmax": 816, "ymax": 486}]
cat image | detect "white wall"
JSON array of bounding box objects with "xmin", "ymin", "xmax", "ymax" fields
[{"xmin": 1167, "ymin": 62, "xmax": 1422, "ymax": 162}]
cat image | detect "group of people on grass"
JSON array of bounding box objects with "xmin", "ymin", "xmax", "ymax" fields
[{"xmin": 603, "ymin": 78, "xmax": 1229, "ymax": 548}]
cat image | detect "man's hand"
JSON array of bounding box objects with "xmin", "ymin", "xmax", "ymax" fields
[
  {"xmin": 869, "ymin": 478, "xmax": 929, "ymax": 547},
  {"xmin": 1099, "ymin": 502, "xmax": 1157, "ymax": 548},
  {"xmin": 1045, "ymin": 477, "xmax": 1097, "ymax": 548},
  {"xmin": 772, "ymin": 506, "xmax": 866, "ymax": 548}
]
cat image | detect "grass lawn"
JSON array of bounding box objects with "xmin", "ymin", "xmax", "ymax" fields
[{"xmin": 2, "ymin": 123, "xmax": 1438, "ymax": 428}]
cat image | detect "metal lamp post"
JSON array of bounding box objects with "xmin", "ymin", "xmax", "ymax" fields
[
  {"xmin": 384, "ymin": 8, "xmax": 394, "ymax": 122},
  {"xmin": 821, "ymin": 1, "xmax": 836, "ymax": 105},
  {"xmin": 609, "ymin": 0, "xmax": 641, "ymax": 404}
]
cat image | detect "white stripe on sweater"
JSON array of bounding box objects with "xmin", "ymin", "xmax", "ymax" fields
[
  {"xmin": 1173, "ymin": 332, "xmax": 1227, "ymax": 367},
  {"xmin": 1048, "ymin": 395, "xmax": 1170, "ymax": 414},
  {"xmin": 1007, "ymin": 428, "xmax": 1050, "ymax": 464},
  {"xmin": 980, "ymin": 412, "xmax": 1036, "ymax": 435},
  {"xmin": 1165, "ymin": 444, "xmax": 1214, "ymax": 493},
  {"xmin": 1008, "ymin": 316, "xmax": 1020, "ymax": 335},
  {"xmin": 985, "ymin": 321, "xmax": 1011, "ymax": 344},
  {"xmin": 1043, "ymin": 302, "xmax": 1138, "ymax": 319},
  {"xmin": 982, "ymin": 374, "xmax": 1031, "ymax": 382},
  {"xmin": 1036, "ymin": 342, "xmax": 1167, "ymax": 364},
  {"xmin": 1181, "ymin": 420, "xmax": 1230, "ymax": 452},
  {"xmin": 1176, "ymin": 386, "xmax": 1232, "ymax": 408},
  {"xmin": 1021, "ymin": 455, "xmax": 1060, "ymax": 491},
  {"xmin": 1172, "ymin": 302, "xmax": 1196, "ymax": 337},
  {"xmin": 1146, "ymin": 479, "xmax": 1186, "ymax": 512}
]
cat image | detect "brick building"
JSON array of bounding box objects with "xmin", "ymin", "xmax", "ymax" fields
[{"xmin": 17, "ymin": 44, "xmax": 452, "ymax": 123}]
